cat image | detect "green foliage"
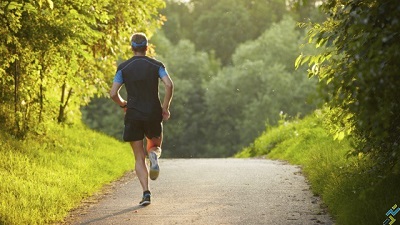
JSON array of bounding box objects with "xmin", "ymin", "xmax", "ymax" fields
[
  {"xmin": 203, "ymin": 16, "xmax": 319, "ymax": 156},
  {"xmin": 82, "ymin": 3, "xmax": 323, "ymax": 158},
  {"xmin": 163, "ymin": 0, "xmax": 287, "ymax": 65},
  {"xmin": 296, "ymin": 0, "xmax": 400, "ymax": 173},
  {"xmin": 190, "ymin": 1, "xmax": 253, "ymax": 65},
  {"xmin": 147, "ymin": 17, "xmax": 319, "ymax": 157},
  {"xmin": 236, "ymin": 110, "xmax": 400, "ymax": 225},
  {"xmin": 150, "ymin": 37, "xmax": 220, "ymax": 157},
  {"xmin": 0, "ymin": 123, "xmax": 132, "ymax": 224},
  {"xmin": 82, "ymin": 34, "xmax": 221, "ymax": 158},
  {"xmin": 286, "ymin": 0, "xmax": 327, "ymax": 23},
  {"xmin": 0, "ymin": 0, "xmax": 166, "ymax": 137},
  {"xmin": 81, "ymin": 96, "xmax": 126, "ymax": 138}
]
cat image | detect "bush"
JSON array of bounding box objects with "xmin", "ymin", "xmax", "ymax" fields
[{"xmin": 236, "ymin": 110, "xmax": 400, "ymax": 224}]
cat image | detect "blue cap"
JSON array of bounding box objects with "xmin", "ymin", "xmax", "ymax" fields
[{"xmin": 131, "ymin": 40, "xmax": 148, "ymax": 48}]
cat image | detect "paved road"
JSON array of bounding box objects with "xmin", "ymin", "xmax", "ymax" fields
[{"xmin": 64, "ymin": 158, "xmax": 334, "ymax": 225}]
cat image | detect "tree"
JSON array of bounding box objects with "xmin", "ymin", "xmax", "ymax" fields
[
  {"xmin": 160, "ymin": 1, "xmax": 193, "ymax": 45},
  {"xmin": 204, "ymin": 16, "xmax": 319, "ymax": 156},
  {"xmin": 81, "ymin": 1, "xmax": 322, "ymax": 157},
  {"xmin": 286, "ymin": 0, "xmax": 326, "ymax": 23},
  {"xmin": 297, "ymin": 0, "xmax": 400, "ymax": 172},
  {"xmin": 161, "ymin": 0, "xmax": 287, "ymax": 65},
  {"xmin": 191, "ymin": 1, "xmax": 254, "ymax": 65},
  {"xmin": 153, "ymin": 36, "xmax": 220, "ymax": 157},
  {"xmin": 0, "ymin": 0, "xmax": 165, "ymax": 137},
  {"xmin": 82, "ymin": 33, "xmax": 221, "ymax": 158}
]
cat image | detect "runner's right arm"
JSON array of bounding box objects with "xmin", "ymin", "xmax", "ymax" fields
[{"xmin": 161, "ymin": 75, "xmax": 174, "ymax": 121}]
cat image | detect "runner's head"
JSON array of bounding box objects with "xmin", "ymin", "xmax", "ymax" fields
[{"xmin": 131, "ymin": 33, "xmax": 148, "ymax": 53}]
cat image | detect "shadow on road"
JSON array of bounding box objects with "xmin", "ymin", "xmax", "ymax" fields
[{"xmin": 79, "ymin": 205, "xmax": 144, "ymax": 225}]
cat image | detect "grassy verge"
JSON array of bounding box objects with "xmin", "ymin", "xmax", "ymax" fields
[
  {"xmin": 236, "ymin": 110, "xmax": 400, "ymax": 225},
  {"xmin": 0, "ymin": 123, "xmax": 133, "ymax": 224}
]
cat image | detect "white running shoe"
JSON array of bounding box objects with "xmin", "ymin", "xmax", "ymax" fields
[{"xmin": 149, "ymin": 150, "xmax": 160, "ymax": 180}]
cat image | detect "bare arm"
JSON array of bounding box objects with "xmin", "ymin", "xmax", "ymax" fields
[
  {"xmin": 161, "ymin": 75, "xmax": 174, "ymax": 121},
  {"xmin": 109, "ymin": 82, "xmax": 127, "ymax": 107}
]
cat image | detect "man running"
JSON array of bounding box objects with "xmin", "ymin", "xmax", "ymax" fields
[{"xmin": 110, "ymin": 32, "xmax": 174, "ymax": 206}]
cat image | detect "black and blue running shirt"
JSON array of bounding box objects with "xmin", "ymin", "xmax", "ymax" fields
[{"xmin": 113, "ymin": 56, "xmax": 168, "ymax": 121}]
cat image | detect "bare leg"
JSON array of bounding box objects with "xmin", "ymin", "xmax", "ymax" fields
[
  {"xmin": 130, "ymin": 140, "xmax": 149, "ymax": 192},
  {"xmin": 146, "ymin": 133, "xmax": 163, "ymax": 180},
  {"xmin": 146, "ymin": 132, "xmax": 163, "ymax": 153}
]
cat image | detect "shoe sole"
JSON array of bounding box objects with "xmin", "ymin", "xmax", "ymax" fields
[
  {"xmin": 149, "ymin": 164, "xmax": 159, "ymax": 180},
  {"xmin": 140, "ymin": 200, "xmax": 151, "ymax": 206},
  {"xmin": 149, "ymin": 152, "xmax": 160, "ymax": 180}
]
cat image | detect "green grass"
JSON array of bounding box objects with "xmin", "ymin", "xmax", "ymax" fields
[
  {"xmin": 236, "ymin": 110, "xmax": 400, "ymax": 225},
  {"xmin": 0, "ymin": 123, "xmax": 133, "ymax": 225}
]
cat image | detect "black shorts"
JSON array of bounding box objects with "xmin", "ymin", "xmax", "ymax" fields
[{"xmin": 123, "ymin": 120, "xmax": 163, "ymax": 142}]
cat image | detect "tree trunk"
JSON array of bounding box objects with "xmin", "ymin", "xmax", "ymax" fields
[
  {"xmin": 13, "ymin": 46, "xmax": 20, "ymax": 134},
  {"xmin": 58, "ymin": 82, "xmax": 66, "ymax": 123},
  {"xmin": 58, "ymin": 82, "xmax": 73, "ymax": 123},
  {"xmin": 39, "ymin": 62, "xmax": 45, "ymax": 123}
]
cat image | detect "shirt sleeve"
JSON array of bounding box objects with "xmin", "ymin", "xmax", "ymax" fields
[
  {"xmin": 113, "ymin": 70, "xmax": 123, "ymax": 83},
  {"xmin": 159, "ymin": 67, "xmax": 168, "ymax": 78}
]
